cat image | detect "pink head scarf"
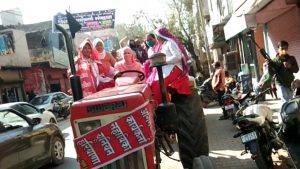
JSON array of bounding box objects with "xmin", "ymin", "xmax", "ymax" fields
[
  {"xmin": 121, "ymin": 47, "xmax": 135, "ymax": 64},
  {"xmin": 115, "ymin": 47, "xmax": 142, "ymax": 73},
  {"xmin": 154, "ymin": 27, "xmax": 190, "ymax": 74}
]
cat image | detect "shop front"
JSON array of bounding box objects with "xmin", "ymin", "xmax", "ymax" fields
[{"xmin": 0, "ymin": 70, "xmax": 25, "ymax": 103}]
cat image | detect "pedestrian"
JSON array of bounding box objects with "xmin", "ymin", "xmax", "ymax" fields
[
  {"xmin": 211, "ymin": 61, "xmax": 227, "ymax": 120},
  {"xmin": 134, "ymin": 38, "xmax": 148, "ymax": 64},
  {"xmin": 254, "ymin": 62, "xmax": 277, "ymax": 100},
  {"xmin": 268, "ymin": 40, "xmax": 299, "ymax": 103},
  {"xmin": 146, "ymin": 27, "xmax": 191, "ymax": 105},
  {"xmin": 28, "ymin": 90, "xmax": 36, "ymax": 101},
  {"xmin": 110, "ymin": 49, "xmax": 121, "ymax": 61},
  {"xmin": 224, "ymin": 70, "xmax": 236, "ymax": 93}
]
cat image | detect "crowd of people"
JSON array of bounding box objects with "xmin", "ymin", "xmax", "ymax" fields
[{"xmin": 70, "ymin": 27, "xmax": 192, "ymax": 105}]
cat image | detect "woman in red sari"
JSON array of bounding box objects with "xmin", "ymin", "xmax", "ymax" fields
[
  {"xmin": 73, "ymin": 39, "xmax": 114, "ymax": 97},
  {"xmin": 92, "ymin": 38, "xmax": 115, "ymax": 90},
  {"xmin": 73, "ymin": 39, "xmax": 101, "ymax": 97}
]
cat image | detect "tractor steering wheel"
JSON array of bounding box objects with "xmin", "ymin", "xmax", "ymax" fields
[{"xmin": 114, "ymin": 70, "xmax": 145, "ymax": 81}]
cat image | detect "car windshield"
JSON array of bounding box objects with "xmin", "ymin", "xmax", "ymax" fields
[{"xmin": 30, "ymin": 96, "xmax": 50, "ymax": 105}]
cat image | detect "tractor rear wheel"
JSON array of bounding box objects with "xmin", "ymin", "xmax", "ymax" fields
[{"xmin": 172, "ymin": 88, "xmax": 209, "ymax": 169}]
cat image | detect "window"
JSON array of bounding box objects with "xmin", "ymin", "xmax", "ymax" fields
[
  {"xmin": 57, "ymin": 93, "xmax": 67, "ymax": 100},
  {"xmin": 14, "ymin": 104, "xmax": 40, "ymax": 115},
  {"xmin": 0, "ymin": 31, "xmax": 15, "ymax": 56},
  {"xmin": 0, "ymin": 110, "xmax": 29, "ymax": 130}
]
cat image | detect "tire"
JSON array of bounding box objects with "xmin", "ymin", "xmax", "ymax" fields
[
  {"xmin": 226, "ymin": 109, "xmax": 235, "ymax": 121},
  {"xmin": 172, "ymin": 89, "xmax": 209, "ymax": 169},
  {"xmin": 250, "ymin": 141, "xmax": 272, "ymax": 169},
  {"xmin": 297, "ymin": 123, "xmax": 300, "ymax": 139},
  {"xmin": 51, "ymin": 136, "xmax": 65, "ymax": 165},
  {"xmin": 193, "ymin": 155, "xmax": 217, "ymax": 169},
  {"xmin": 200, "ymin": 96, "xmax": 209, "ymax": 108},
  {"xmin": 49, "ymin": 118, "xmax": 56, "ymax": 124}
]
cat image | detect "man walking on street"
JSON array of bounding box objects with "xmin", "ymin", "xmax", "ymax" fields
[
  {"xmin": 211, "ymin": 61, "xmax": 228, "ymax": 120},
  {"xmin": 268, "ymin": 40, "xmax": 299, "ymax": 104}
]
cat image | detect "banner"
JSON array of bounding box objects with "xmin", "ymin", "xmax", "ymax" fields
[
  {"xmin": 53, "ymin": 9, "xmax": 115, "ymax": 33},
  {"xmin": 74, "ymin": 101, "xmax": 155, "ymax": 169}
]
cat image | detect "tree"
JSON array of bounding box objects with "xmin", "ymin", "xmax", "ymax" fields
[
  {"xmin": 114, "ymin": 14, "xmax": 149, "ymax": 42},
  {"xmin": 165, "ymin": 0, "xmax": 205, "ymax": 75}
]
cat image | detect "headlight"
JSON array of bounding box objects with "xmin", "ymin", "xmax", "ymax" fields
[{"xmin": 78, "ymin": 120, "xmax": 101, "ymax": 135}]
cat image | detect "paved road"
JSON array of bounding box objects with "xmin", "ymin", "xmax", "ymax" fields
[
  {"xmin": 41, "ymin": 95, "xmax": 299, "ymax": 169},
  {"xmin": 205, "ymin": 96, "xmax": 300, "ymax": 169}
]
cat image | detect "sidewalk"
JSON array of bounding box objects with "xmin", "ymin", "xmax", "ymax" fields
[{"xmin": 204, "ymin": 94, "xmax": 282, "ymax": 169}]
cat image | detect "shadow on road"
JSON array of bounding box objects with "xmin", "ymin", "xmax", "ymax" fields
[{"xmin": 39, "ymin": 157, "xmax": 79, "ymax": 169}]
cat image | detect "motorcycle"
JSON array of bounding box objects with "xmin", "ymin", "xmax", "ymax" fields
[
  {"xmin": 198, "ymin": 78, "xmax": 218, "ymax": 108},
  {"xmin": 278, "ymin": 97, "xmax": 300, "ymax": 168},
  {"xmin": 52, "ymin": 100, "xmax": 72, "ymax": 119},
  {"xmin": 233, "ymin": 88, "xmax": 270, "ymax": 124},
  {"xmin": 233, "ymin": 104, "xmax": 283, "ymax": 169}
]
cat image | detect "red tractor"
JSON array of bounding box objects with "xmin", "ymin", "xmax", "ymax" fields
[{"xmin": 55, "ymin": 22, "xmax": 215, "ymax": 169}]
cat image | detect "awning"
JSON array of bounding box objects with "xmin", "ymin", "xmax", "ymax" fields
[
  {"xmin": 224, "ymin": 13, "xmax": 256, "ymax": 40},
  {"xmin": 224, "ymin": 0, "xmax": 272, "ymax": 40}
]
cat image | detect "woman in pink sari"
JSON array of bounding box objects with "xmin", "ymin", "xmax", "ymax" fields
[
  {"xmin": 146, "ymin": 27, "xmax": 191, "ymax": 104},
  {"xmin": 115, "ymin": 47, "xmax": 143, "ymax": 76}
]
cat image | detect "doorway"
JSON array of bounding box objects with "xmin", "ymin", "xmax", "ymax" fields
[{"xmin": 50, "ymin": 83, "xmax": 61, "ymax": 92}]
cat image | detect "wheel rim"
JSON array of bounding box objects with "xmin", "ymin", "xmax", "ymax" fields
[{"xmin": 54, "ymin": 140, "xmax": 64, "ymax": 160}]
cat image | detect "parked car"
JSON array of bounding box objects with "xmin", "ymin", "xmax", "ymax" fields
[
  {"xmin": 0, "ymin": 107, "xmax": 65, "ymax": 169},
  {"xmin": 30, "ymin": 92, "xmax": 73, "ymax": 113},
  {"xmin": 0, "ymin": 102, "xmax": 57, "ymax": 124}
]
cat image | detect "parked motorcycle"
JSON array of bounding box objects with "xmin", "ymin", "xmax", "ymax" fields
[
  {"xmin": 198, "ymin": 78, "xmax": 218, "ymax": 108},
  {"xmin": 278, "ymin": 97, "xmax": 300, "ymax": 168},
  {"xmin": 233, "ymin": 89, "xmax": 270, "ymax": 123},
  {"xmin": 233, "ymin": 104, "xmax": 283, "ymax": 169},
  {"xmin": 52, "ymin": 100, "xmax": 72, "ymax": 119}
]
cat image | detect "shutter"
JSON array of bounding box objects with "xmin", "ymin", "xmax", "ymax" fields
[{"xmin": 267, "ymin": 6, "xmax": 300, "ymax": 78}]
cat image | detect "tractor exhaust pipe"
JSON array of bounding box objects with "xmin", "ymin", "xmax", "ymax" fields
[
  {"xmin": 149, "ymin": 53, "xmax": 177, "ymax": 132},
  {"xmin": 55, "ymin": 24, "xmax": 83, "ymax": 101}
]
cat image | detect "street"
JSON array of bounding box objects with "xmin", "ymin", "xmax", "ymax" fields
[{"xmin": 41, "ymin": 96, "xmax": 297, "ymax": 169}]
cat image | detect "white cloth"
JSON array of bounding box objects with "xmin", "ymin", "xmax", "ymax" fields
[{"xmin": 155, "ymin": 40, "xmax": 183, "ymax": 80}]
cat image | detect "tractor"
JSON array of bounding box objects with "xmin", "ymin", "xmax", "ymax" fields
[{"xmin": 55, "ymin": 22, "xmax": 216, "ymax": 169}]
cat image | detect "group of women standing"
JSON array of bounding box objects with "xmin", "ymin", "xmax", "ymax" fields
[{"xmin": 73, "ymin": 27, "xmax": 192, "ymax": 105}]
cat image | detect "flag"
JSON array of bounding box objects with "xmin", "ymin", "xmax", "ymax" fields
[{"xmin": 66, "ymin": 11, "xmax": 82, "ymax": 38}]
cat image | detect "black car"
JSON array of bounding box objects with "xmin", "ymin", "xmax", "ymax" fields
[{"xmin": 0, "ymin": 107, "xmax": 65, "ymax": 169}]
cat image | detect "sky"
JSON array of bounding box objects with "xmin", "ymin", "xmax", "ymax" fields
[{"xmin": 0, "ymin": 0, "xmax": 170, "ymax": 24}]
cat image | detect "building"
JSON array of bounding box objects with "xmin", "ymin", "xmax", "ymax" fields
[
  {"xmin": 196, "ymin": 0, "xmax": 300, "ymax": 90},
  {"xmin": 0, "ymin": 8, "xmax": 23, "ymax": 26},
  {"xmin": 16, "ymin": 21, "xmax": 70, "ymax": 95},
  {"xmin": 0, "ymin": 29, "xmax": 31, "ymax": 103}
]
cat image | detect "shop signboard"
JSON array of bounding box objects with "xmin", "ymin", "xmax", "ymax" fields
[{"xmin": 53, "ymin": 9, "xmax": 115, "ymax": 33}]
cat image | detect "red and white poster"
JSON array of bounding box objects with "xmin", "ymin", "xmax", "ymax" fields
[
  {"xmin": 22, "ymin": 68, "xmax": 46, "ymax": 94},
  {"xmin": 74, "ymin": 101, "xmax": 155, "ymax": 169}
]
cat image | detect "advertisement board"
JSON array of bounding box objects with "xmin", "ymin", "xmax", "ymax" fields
[{"xmin": 53, "ymin": 9, "xmax": 115, "ymax": 33}]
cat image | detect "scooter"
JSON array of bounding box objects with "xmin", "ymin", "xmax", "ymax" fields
[{"xmin": 52, "ymin": 100, "xmax": 72, "ymax": 119}]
